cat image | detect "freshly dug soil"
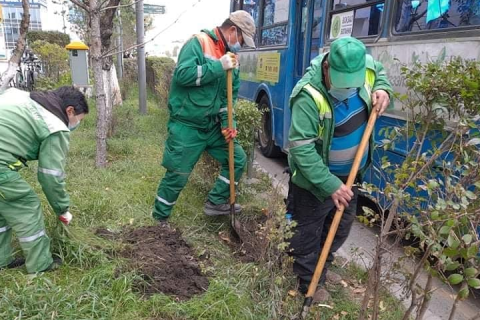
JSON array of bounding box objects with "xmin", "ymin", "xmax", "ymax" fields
[
  {"xmin": 223, "ymin": 214, "xmax": 269, "ymax": 263},
  {"xmin": 110, "ymin": 225, "xmax": 209, "ymax": 300}
]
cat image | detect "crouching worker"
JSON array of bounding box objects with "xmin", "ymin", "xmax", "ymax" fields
[
  {"xmin": 287, "ymin": 37, "xmax": 393, "ymax": 301},
  {"xmin": 0, "ymin": 86, "xmax": 88, "ymax": 273}
]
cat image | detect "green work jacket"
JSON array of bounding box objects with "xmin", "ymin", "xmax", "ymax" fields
[
  {"xmin": 168, "ymin": 28, "xmax": 240, "ymax": 130},
  {"xmin": 0, "ymin": 88, "xmax": 70, "ymax": 215},
  {"xmin": 288, "ymin": 53, "xmax": 394, "ymax": 202}
]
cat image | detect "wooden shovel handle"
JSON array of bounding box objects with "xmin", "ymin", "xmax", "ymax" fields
[
  {"xmin": 227, "ymin": 70, "xmax": 235, "ymax": 205},
  {"xmin": 305, "ymin": 108, "xmax": 379, "ymax": 298}
]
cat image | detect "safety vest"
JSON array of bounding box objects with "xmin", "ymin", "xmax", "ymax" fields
[{"xmin": 302, "ymin": 69, "xmax": 376, "ymax": 138}]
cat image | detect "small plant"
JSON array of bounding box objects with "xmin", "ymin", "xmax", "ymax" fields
[
  {"xmin": 359, "ymin": 57, "xmax": 480, "ymax": 320},
  {"xmin": 235, "ymin": 99, "xmax": 263, "ymax": 157}
]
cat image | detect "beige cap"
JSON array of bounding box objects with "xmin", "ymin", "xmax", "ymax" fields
[{"xmin": 229, "ymin": 10, "xmax": 256, "ymax": 48}]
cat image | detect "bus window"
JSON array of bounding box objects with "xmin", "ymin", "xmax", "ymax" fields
[
  {"xmin": 242, "ymin": 0, "xmax": 260, "ymax": 28},
  {"xmin": 310, "ymin": 0, "xmax": 324, "ymax": 60},
  {"xmin": 232, "ymin": 0, "xmax": 241, "ymax": 11},
  {"xmin": 395, "ymin": 0, "xmax": 480, "ymax": 33},
  {"xmin": 328, "ymin": 0, "xmax": 385, "ymax": 40},
  {"xmin": 260, "ymin": 0, "xmax": 290, "ymax": 46}
]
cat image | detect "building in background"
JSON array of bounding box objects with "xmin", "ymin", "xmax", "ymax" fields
[{"xmin": 0, "ymin": 0, "xmax": 47, "ymax": 62}]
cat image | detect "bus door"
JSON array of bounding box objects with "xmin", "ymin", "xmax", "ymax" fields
[{"xmin": 294, "ymin": 0, "xmax": 326, "ymax": 83}]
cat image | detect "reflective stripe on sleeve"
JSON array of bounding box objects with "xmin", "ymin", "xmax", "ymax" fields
[
  {"xmin": 218, "ymin": 175, "xmax": 238, "ymax": 185},
  {"xmin": 196, "ymin": 65, "xmax": 203, "ymax": 86},
  {"xmin": 218, "ymin": 107, "xmax": 227, "ymax": 113},
  {"xmin": 18, "ymin": 230, "xmax": 46, "ymax": 243},
  {"xmin": 38, "ymin": 167, "xmax": 65, "ymax": 178},
  {"xmin": 0, "ymin": 226, "xmax": 11, "ymax": 233},
  {"xmin": 156, "ymin": 195, "xmax": 176, "ymax": 206},
  {"xmin": 289, "ymin": 138, "xmax": 318, "ymax": 148}
]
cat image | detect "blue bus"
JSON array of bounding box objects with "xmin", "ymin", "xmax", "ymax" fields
[{"xmin": 231, "ymin": 0, "xmax": 480, "ymax": 209}]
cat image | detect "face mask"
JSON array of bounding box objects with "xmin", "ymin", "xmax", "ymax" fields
[
  {"xmin": 68, "ymin": 120, "xmax": 80, "ymax": 131},
  {"xmin": 228, "ymin": 28, "xmax": 242, "ymax": 53},
  {"xmin": 328, "ymin": 87, "xmax": 357, "ymax": 101}
]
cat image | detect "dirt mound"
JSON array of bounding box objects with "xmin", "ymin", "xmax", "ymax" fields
[{"xmin": 120, "ymin": 225, "xmax": 209, "ymax": 300}]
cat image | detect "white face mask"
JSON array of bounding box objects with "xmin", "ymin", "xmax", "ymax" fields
[
  {"xmin": 328, "ymin": 87, "xmax": 357, "ymax": 101},
  {"xmin": 68, "ymin": 119, "xmax": 81, "ymax": 131}
]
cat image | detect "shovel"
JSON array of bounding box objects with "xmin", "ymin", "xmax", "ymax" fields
[
  {"xmin": 300, "ymin": 108, "xmax": 379, "ymax": 319},
  {"xmin": 226, "ymin": 69, "xmax": 241, "ymax": 238}
]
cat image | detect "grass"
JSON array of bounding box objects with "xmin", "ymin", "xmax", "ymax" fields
[{"xmin": 0, "ymin": 87, "xmax": 405, "ymax": 320}]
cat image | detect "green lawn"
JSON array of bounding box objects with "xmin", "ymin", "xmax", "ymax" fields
[{"xmin": 0, "ymin": 87, "xmax": 405, "ymax": 320}]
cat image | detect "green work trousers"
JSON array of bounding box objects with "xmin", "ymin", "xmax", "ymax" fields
[
  {"xmin": 0, "ymin": 169, "xmax": 53, "ymax": 273},
  {"xmin": 153, "ymin": 121, "xmax": 246, "ymax": 220}
]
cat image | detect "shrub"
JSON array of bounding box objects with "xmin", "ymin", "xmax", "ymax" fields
[
  {"xmin": 31, "ymin": 40, "xmax": 69, "ymax": 83},
  {"xmin": 146, "ymin": 57, "xmax": 175, "ymax": 106},
  {"xmin": 235, "ymin": 99, "xmax": 263, "ymax": 157},
  {"xmin": 27, "ymin": 31, "xmax": 70, "ymax": 48}
]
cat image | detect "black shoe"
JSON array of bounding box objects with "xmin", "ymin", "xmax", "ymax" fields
[
  {"xmin": 39, "ymin": 257, "xmax": 63, "ymax": 273},
  {"xmin": 0, "ymin": 258, "xmax": 25, "ymax": 270}
]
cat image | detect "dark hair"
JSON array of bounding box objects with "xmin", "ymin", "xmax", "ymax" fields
[
  {"xmin": 221, "ymin": 18, "xmax": 236, "ymax": 29},
  {"xmin": 221, "ymin": 19, "xmax": 242, "ymax": 36},
  {"xmin": 53, "ymin": 86, "xmax": 89, "ymax": 114}
]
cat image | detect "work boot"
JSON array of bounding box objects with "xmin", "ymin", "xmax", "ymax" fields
[
  {"xmin": 298, "ymin": 279, "xmax": 331, "ymax": 303},
  {"xmin": 326, "ymin": 270, "xmax": 343, "ymax": 284},
  {"xmin": 157, "ymin": 219, "xmax": 170, "ymax": 228},
  {"xmin": 0, "ymin": 258, "xmax": 26, "ymax": 270},
  {"xmin": 38, "ymin": 257, "xmax": 63, "ymax": 273},
  {"xmin": 204, "ymin": 201, "xmax": 242, "ymax": 216}
]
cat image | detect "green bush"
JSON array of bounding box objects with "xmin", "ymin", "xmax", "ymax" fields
[
  {"xmin": 31, "ymin": 40, "xmax": 70, "ymax": 85},
  {"xmin": 235, "ymin": 99, "xmax": 263, "ymax": 157},
  {"xmin": 27, "ymin": 31, "xmax": 70, "ymax": 48},
  {"xmin": 146, "ymin": 56, "xmax": 175, "ymax": 106}
]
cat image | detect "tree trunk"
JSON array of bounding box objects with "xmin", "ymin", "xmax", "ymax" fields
[
  {"xmin": 0, "ymin": 0, "xmax": 30, "ymax": 92},
  {"xmin": 90, "ymin": 0, "xmax": 108, "ymax": 168},
  {"xmin": 100, "ymin": 0, "xmax": 122, "ymax": 137}
]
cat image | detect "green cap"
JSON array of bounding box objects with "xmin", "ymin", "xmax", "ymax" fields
[{"xmin": 328, "ymin": 37, "xmax": 366, "ymax": 88}]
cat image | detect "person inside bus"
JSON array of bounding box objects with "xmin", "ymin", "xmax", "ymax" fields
[
  {"xmin": 151, "ymin": 10, "xmax": 256, "ymax": 223},
  {"xmin": 287, "ymin": 37, "xmax": 393, "ymax": 302}
]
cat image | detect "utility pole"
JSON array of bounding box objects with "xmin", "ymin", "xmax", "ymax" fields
[
  {"xmin": 136, "ymin": 0, "xmax": 147, "ymax": 114},
  {"xmin": 116, "ymin": 8, "xmax": 123, "ymax": 80}
]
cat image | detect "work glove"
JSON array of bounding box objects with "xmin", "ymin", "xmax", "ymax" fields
[
  {"xmin": 220, "ymin": 52, "xmax": 238, "ymax": 70},
  {"xmin": 59, "ymin": 211, "xmax": 73, "ymax": 226},
  {"xmin": 222, "ymin": 128, "xmax": 238, "ymax": 143}
]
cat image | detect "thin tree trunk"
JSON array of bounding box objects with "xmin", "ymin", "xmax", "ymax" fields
[
  {"xmin": 90, "ymin": 0, "xmax": 108, "ymax": 168},
  {"xmin": 415, "ymin": 273, "xmax": 434, "ymax": 320},
  {"xmin": 448, "ymin": 294, "xmax": 461, "ymax": 320},
  {"xmin": 0, "ymin": 0, "xmax": 30, "ymax": 92}
]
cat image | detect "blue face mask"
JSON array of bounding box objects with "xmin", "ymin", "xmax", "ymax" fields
[
  {"xmin": 328, "ymin": 87, "xmax": 357, "ymax": 101},
  {"xmin": 229, "ymin": 28, "xmax": 242, "ymax": 53}
]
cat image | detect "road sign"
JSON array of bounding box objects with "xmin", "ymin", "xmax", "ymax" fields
[{"xmin": 144, "ymin": 4, "xmax": 165, "ymax": 15}]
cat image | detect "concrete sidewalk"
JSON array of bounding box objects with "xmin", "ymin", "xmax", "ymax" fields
[{"xmin": 253, "ymin": 149, "xmax": 480, "ymax": 320}]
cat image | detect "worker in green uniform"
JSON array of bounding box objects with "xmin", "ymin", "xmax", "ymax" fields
[
  {"xmin": 0, "ymin": 86, "xmax": 88, "ymax": 273},
  {"xmin": 287, "ymin": 37, "xmax": 393, "ymax": 301},
  {"xmin": 152, "ymin": 10, "xmax": 256, "ymax": 222}
]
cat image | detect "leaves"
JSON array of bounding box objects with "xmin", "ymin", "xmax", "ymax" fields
[
  {"xmin": 467, "ymin": 278, "xmax": 480, "ymax": 289},
  {"xmin": 447, "ymin": 235, "xmax": 460, "ymax": 250},
  {"xmin": 448, "ymin": 274, "xmax": 463, "ymax": 285},
  {"xmin": 464, "ymin": 267, "xmax": 478, "ymax": 278},
  {"xmin": 462, "ymin": 234, "xmax": 473, "ymax": 245}
]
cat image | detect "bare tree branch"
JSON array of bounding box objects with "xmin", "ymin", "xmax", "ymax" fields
[
  {"xmin": 100, "ymin": 0, "xmax": 140, "ymax": 12},
  {"xmin": 70, "ymin": 0, "xmax": 90, "ymax": 12}
]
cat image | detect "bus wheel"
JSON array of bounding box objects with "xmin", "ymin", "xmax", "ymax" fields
[{"xmin": 258, "ymin": 96, "xmax": 282, "ymax": 158}]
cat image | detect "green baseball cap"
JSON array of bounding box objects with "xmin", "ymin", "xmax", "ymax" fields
[{"xmin": 328, "ymin": 37, "xmax": 366, "ymax": 88}]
